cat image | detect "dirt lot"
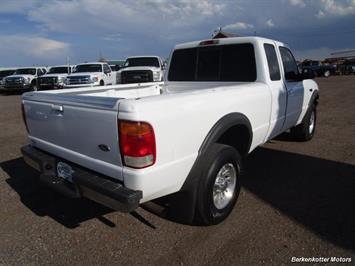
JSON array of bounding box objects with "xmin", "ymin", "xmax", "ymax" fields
[{"xmin": 0, "ymin": 76, "xmax": 354, "ymax": 265}]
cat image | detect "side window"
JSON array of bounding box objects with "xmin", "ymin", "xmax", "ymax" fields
[
  {"xmin": 264, "ymin": 44, "xmax": 281, "ymax": 81},
  {"xmin": 103, "ymin": 64, "xmax": 111, "ymax": 73},
  {"xmin": 279, "ymin": 47, "xmax": 299, "ymax": 81}
]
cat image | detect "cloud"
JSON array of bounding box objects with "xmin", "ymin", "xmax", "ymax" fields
[
  {"xmin": 266, "ymin": 19, "xmax": 275, "ymax": 27},
  {"xmin": 0, "ymin": 0, "xmax": 40, "ymax": 14},
  {"xmin": 316, "ymin": 0, "xmax": 355, "ymax": 18},
  {"xmin": 316, "ymin": 10, "xmax": 325, "ymax": 18},
  {"xmin": 27, "ymin": 0, "xmax": 226, "ymax": 36},
  {"xmin": 102, "ymin": 34, "xmax": 122, "ymax": 42},
  {"xmin": 0, "ymin": 35, "xmax": 70, "ymax": 63},
  {"xmin": 289, "ymin": 0, "xmax": 306, "ymax": 8},
  {"xmin": 223, "ymin": 22, "xmax": 254, "ymax": 31}
]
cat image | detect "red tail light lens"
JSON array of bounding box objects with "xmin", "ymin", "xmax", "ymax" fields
[
  {"xmin": 119, "ymin": 120, "xmax": 156, "ymax": 168},
  {"xmin": 21, "ymin": 101, "xmax": 29, "ymax": 133}
]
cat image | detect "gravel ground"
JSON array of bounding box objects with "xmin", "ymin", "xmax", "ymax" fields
[{"xmin": 0, "ymin": 76, "xmax": 354, "ymax": 265}]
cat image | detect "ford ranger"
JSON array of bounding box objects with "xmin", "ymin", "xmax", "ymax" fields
[
  {"xmin": 65, "ymin": 62, "xmax": 114, "ymax": 88},
  {"xmin": 117, "ymin": 56, "xmax": 164, "ymax": 84},
  {"xmin": 21, "ymin": 37, "xmax": 318, "ymax": 225}
]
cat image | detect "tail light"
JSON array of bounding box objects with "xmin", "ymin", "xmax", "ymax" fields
[
  {"xmin": 21, "ymin": 101, "xmax": 29, "ymax": 133},
  {"xmin": 119, "ymin": 120, "xmax": 156, "ymax": 169}
]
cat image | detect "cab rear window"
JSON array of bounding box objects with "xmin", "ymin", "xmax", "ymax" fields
[{"xmin": 168, "ymin": 43, "xmax": 256, "ymax": 82}]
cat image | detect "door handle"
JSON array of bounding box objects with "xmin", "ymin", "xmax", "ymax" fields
[{"xmin": 51, "ymin": 104, "xmax": 63, "ymax": 112}]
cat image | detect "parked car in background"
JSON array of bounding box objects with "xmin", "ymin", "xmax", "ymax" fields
[
  {"xmin": 38, "ymin": 65, "xmax": 73, "ymax": 90},
  {"xmin": 299, "ymin": 60, "xmax": 335, "ymax": 77},
  {"xmin": 117, "ymin": 56, "xmax": 164, "ymax": 84},
  {"xmin": 339, "ymin": 62, "xmax": 355, "ymax": 75},
  {"xmin": 107, "ymin": 60, "xmax": 125, "ymax": 72},
  {"xmin": 2, "ymin": 67, "xmax": 47, "ymax": 91},
  {"xmin": 21, "ymin": 36, "xmax": 318, "ymax": 225},
  {"xmin": 0, "ymin": 69, "xmax": 16, "ymax": 89},
  {"xmin": 65, "ymin": 62, "xmax": 114, "ymax": 88}
]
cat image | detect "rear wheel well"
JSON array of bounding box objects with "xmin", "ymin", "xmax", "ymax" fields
[{"xmin": 216, "ymin": 125, "xmax": 251, "ymax": 156}]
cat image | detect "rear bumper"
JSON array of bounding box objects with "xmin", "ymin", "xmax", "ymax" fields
[{"xmin": 21, "ymin": 144, "xmax": 142, "ymax": 212}]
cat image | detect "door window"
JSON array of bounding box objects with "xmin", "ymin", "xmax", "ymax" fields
[
  {"xmin": 279, "ymin": 47, "xmax": 299, "ymax": 81},
  {"xmin": 264, "ymin": 44, "xmax": 281, "ymax": 81}
]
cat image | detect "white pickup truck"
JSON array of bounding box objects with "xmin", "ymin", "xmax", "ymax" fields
[
  {"xmin": 38, "ymin": 65, "xmax": 73, "ymax": 90},
  {"xmin": 3, "ymin": 67, "xmax": 47, "ymax": 91},
  {"xmin": 117, "ymin": 56, "xmax": 164, "ymax": 84},
  {"xmin": 21, "ymin": 37, "xmax": 318, "ymax": 225},
  {"xmin": 65, "ymin": 62, "xmax": 114, "ymax": 88}
]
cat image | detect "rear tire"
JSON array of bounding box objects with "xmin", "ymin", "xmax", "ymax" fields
[
  {"xmin": 195, "ymin": 144, "xmax": 242, "ymax": 225},
  {"xmin": 291, "ymin": 104, "xmax": 317, "ymax": 141}
]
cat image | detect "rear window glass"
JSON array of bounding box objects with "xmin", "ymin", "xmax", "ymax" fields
[
  {"xmin": 168, "ymin": 48, "xmax": 197, "ymax": 81},
  {"xmin": 168, "ymin": 43, "xmax": 256, "ymax": 82}
]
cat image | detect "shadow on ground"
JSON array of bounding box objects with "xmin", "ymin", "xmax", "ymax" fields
[
  {"xmin": 1, "ymin": 147, "xmax": 354, "ymax": 250},
  {"xmin": 1, "ymin": 158, "xmax": 153, "ymax": 229},
  {"xmin": 244, "ymin": 147, "xmax": 355, "ymax": 251}
]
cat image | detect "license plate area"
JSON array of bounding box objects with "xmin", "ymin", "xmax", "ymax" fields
[{"xmin": 57, "ymin": 161, "xmax": 74, "ymax": 183}]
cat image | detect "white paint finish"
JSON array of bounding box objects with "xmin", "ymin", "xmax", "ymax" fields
[{"xmin": 22, "ymin": 37, "xmax": 319, "ymax": 202}]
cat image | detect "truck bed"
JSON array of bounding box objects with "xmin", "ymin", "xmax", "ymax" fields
[{"xmin": 22, "ymin": 82, "xmax": 163, "ymax": 181}]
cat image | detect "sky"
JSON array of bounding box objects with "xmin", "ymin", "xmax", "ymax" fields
[{"xmin": 0, "ymin": 0, "xmax": 354, "ymax": 67}]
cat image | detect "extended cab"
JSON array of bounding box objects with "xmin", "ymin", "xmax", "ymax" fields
[
  {"xmin": 65, "ymin": 62, "xmax": 114, "ymax": 88},
  {"xmin": 21, "ymin": 37, "xmax": 318, "ymax": 225},
  {"xmin": 3, "ymin": 67, "xmax": 47, "ymax": 91},
  {"xmin": 38, "ymin": 65, "xmax": 73, "ymax": 90},
  {"xmin": 117, "ymin": 56, "xmax": 164, "ymax": 84}
]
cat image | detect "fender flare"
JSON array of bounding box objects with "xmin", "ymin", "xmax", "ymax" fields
[
  {"xmin": 309, "ymin": 90, "xmax": 319, "ymax": 107},
  {"xmin": 199, "ymin": 112, "xmax": 253, "ymax": 156},
  {"xmin": 169, "ymin": 113, "xmax": 252, "ymax": 224}
]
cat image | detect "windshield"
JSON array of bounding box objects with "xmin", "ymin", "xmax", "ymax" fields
[
  {"xmin": 73, "ymin": 64, "xmax": 102, "ymax": 73},
  {"xmin": 14, "ymin": 68, "xmax": 36, "ymax": 75},
  {"xmin": 124, "ymin": 57, "xmax": 160, "ymax": 68},
  {"xmin": 0, "ymin": 70, "xmax": 15, "ymax": 78},
  {"xmin": 48, "ymin": 67, "xmax": 70, "ymax": 74}
]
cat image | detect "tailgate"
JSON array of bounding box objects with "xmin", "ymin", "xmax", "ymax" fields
[{"xmin": 22, "ymin": 93, "xmax": 124, "ymax": 181}]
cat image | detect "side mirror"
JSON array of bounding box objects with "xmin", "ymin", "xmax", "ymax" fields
[{"xmin": 301, "ymin": 68, "xmax": 315, "ymax": 80}]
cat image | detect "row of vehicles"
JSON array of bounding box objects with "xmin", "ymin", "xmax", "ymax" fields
[
  {"xmin": 0, "ymin": 56, "xmax": 164, "ymax": 92},
  {"xmin": 298, "ymin": 59, "xmax": 355, "ymax": 77}
]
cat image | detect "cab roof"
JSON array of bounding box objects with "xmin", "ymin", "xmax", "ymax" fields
[{"xmin": 174, "ymin": 36, "xmax": 286, "ymax": 50}]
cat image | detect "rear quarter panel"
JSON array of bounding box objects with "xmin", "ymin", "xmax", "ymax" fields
[{"xmin": 118, "ymin": 83, "xmax": 271, "ymax": 202}]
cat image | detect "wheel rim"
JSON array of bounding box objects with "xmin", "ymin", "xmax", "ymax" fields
[
  {"xmin": 309, "ymin": 110, "xmax": 315, "ymax": 134},
  {"xmin": 324, "ymin": 70, "xmax": 330, "ymax": 77},
  {"xmin": 212, "ymin": 163, "xmax": 237, "ymax": 210}
]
